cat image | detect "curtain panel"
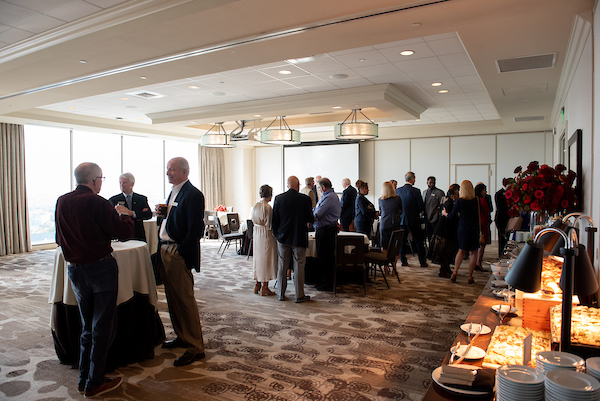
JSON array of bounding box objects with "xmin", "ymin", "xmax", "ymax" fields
[
  {"xmin": 200, "ymin": 146, "xmax": 225, "ymax": 211},
  {"xmin": 0, "ymin": 123, "xmax": 30, "ymax": 255}
]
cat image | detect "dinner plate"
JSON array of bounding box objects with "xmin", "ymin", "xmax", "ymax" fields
[
  {"xmin": 431, "ymin": 366, "xmax": 489, "ymax": 396},
  {"xmin": 497, "ymin": 365, "xmax": 544, "ymax": 384},
  {"xmin": 545, "ymin": 369, "xmax": 600, "ymax": 392},
  {"xmin": 492, "ymin": 279, "xmax": 509, "ymax": 287},
  {"xmin": 537, "ymin": 351, "xmax": 584, "ymax": 368},
  {"xmin": 492, "ymin": 288, "xmax": 515, "ymax": 298},
  {"xmin": 492, "ymin": 304, "xmax": 518, "ymax": 314},
  {"xmin": 450, "ymin": 345, "xmax": 486, "ymax": 360},
  {"xmin": 460, "ymin": 323, "xmax": 491, "ymax": 335}
]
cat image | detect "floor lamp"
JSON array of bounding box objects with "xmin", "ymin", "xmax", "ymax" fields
[{"xmin": 505, "ymin": 226, "xmax": 598, "ymax": 353}]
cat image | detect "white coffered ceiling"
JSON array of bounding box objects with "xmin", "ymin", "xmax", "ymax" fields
[{"xmin": 0, "ymin": 0, "xmax": 594, "ymax": 143}]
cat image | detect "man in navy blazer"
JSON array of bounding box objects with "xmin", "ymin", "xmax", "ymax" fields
[
  {"xmin": 155, "ymin": 157, "xmax": 205, "ymax": 367},
  {"xmin": 272, "ymin": 176, "xmax": 314, "ymax": 303},
  {"xmin": 396, "ymin": 172, "xmax": 428, "ymax": 267},
  {"xmin": 339, "ymin": 178, "xmax": 357, "ymax": 231},
  {"xmin": 109, "ymin": 172, "xmax": 152, "ymax": 241}
]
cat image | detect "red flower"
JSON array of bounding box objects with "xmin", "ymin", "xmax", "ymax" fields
[
  {"xmin": 522, "ymin": 183, "xmax": 528, "ymax": 191},
  {"xmin": 523, "ymin": 194, "xmax": 531, "ymax": 204},
  {"xmin": 514, "ymin": 166, "xmax": 522, "ymax": 174},
  {"xmin": 555, "ymin": 164, "xmax": 567, "ymax": 172},
  {"xmin": 530, "ymin": 200, "xmax": 541, "ymax": 211},
  {"xmin": 561, "ymin": 199, "xmax": 569, "ymax": 208},
  {"xmin": 534, "ymin": 190, "xmax": 544, "ymax": 199},
  {"xmin": 505, "ymin": 190, "xmax": 513, "ymax": 199}
]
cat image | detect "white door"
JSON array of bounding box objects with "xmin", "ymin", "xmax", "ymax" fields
[{"xmin": 454, "ymin": 164, "xmax": 496, "ymax": 241}]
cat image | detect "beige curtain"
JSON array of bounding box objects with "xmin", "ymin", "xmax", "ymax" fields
[
  {"xmin": 200, "ymin": 146, "xmax": 225, "ymax": 210},
  {"xmin": 0, "ymin": 123, "xmax": 30, "ymax": 255}
]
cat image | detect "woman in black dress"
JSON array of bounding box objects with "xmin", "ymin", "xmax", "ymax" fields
[
  {"xmin": 354, "ymin": 180, "xmax": 377, "ymax": 239},
  {"xmin": 428, "ymin": 187, "xmax": 459, "ymax": 278},
  {"xmin": 443, "ymin": 180, "xmax": 479, "ymax": 284},
  {"xmin": 378, "ymin": 181, "xmax": 402, "ymax": 263},
  {"xmin": 475, "ymin": 182, "xmax": 492, "ymax": 272}
]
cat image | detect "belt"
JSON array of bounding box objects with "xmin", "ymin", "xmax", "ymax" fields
[
  {"xmin": 159, "ymin": 240, "xmax": 177, "ymax": 245},
  {"xmin": 316, "ymin": 224, "xmax": 338, "ymax": 230}
]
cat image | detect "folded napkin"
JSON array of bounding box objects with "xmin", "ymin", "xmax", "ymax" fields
[
  {"xmin": 440, "ymin": 367, "xmax": 496, "ymax": 393},
  {"xmin": 439, "ymin": 364, "xmax": 477, "ymax": 386}
]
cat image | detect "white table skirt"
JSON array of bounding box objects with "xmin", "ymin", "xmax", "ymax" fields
[
  {"xmin": 49, "ymin": 240, "xmax": 158, "ymax": 309},
  {"xmin": 143, "ymin": 218, "xmax": 158, "ymax": 254},
  {"xmin": 306, "ymin": 231, "xmax": 369, "ymax": 258}
]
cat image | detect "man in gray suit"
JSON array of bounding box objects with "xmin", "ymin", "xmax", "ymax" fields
[
  {"xmin": 422, "ymin": 176, "xmax": 445, "ymax": 244},
  {"xmin": 272, "ymin": 176, "xmax": 314, "ymax": 303}
]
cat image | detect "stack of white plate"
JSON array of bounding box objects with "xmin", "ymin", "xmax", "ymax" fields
[
  {"xmin": 496, "ymin": 365, "xmax": 544, "ymax": 401},
  {"xmin": 545, "ymin": 369, "xmax": 600, "ymax": 401},
  {"xmin": 587, "ymin": 357, "xmax": 600, "ymax": 381},
  {"xmin": 536, "ymin": 351, "xmax": 584, "ymax": 374}
]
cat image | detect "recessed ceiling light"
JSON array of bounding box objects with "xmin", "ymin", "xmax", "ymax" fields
[
  {"xmin": 359, "ymin": 58, "xmax": 366, "ymax": 62},
  {"xmin": 67, "ymin": 107, "xmax": 76, "ymax": 110},
  {"xmin": 415, "ymin": 119, "xmax": 421, "ymax": 121},
  {"xmin": 412, "ymin": 23, "xmax": 421, "ymax": 27},
  {"xmin": 400, "ymin": 50, "xmax": 415, "ymax": 56},
  {"xmin": 431, "ymin": 82, "xmax": 443, "ymax": 87},
  {"xmin": 189, "ymin": 85, "xmax": 199, "ymax": 89},
  {"xmin": 211, "ymin": 92, "xmax": 226, "ymax": 96},
  {"xmin": 121, "ymin": 97, "xmax": 129, "ymax": 100},
  {"xmin": 438, "ymin": 89, "xmax": 449, "ymax": 93},
  {"xmin": 79, "ymin": 60, "xmax": 87, "ymax": 63},
  {"xmin": 254, "ymin": 114, "xmax": 261, "ymax": 117},
  {"xmin": 140, "ymin": 76, "xmax": 147, "ymax": 79},
  {"xmin": 332, "ymin": 106, "xmax": 342, "ymax": 109},
  {"xmin": 279, "ymin": 70, "xmax": 292, "ymax": 75},
  {"xmin": 330, "ymin": 74, "xmax": 349, "ymax": 80},
  {"xmin": 189, "ymin": 121, "xmax": 197, "ymax": 124},
  {"xmin": 125, "ymin": 106, "xmax": 137, "ymax": 109}
]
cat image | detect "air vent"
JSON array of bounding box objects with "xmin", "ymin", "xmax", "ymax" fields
[
  {"xmin": 126, "ymin": 90, "xmax": 165, "ymax": 99},
  {"xmin": 497, "ymin": 54, "xmax": 556, "ymax": 73},
  {"xmin": 514, "ymin": 116, "xmax": 546, "ymax": 122},
  {"xmin": 309, "ymin": 111, "xmax": 334, "ymax": 115}
]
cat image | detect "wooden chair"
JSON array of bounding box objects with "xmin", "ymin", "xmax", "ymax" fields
[
  {"xmin": 333, "ymin": 235, "xmax": 366, "ymax": 296},
  {"xmin": 364, "ymin": 229, "xmax": 405, "ymax": 287},
  {"xmin": 215, "ymin": 217, "xmax": 244, "ymax": 257}
]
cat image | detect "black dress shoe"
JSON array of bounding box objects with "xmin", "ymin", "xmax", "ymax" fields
[
  {"xmin": 162, "ymin": 338, "xmax": 189, "ymax": 349},
  {"xmin": 174, "ymin": 351, "xmax": 205, "ymax": 366},
  {"xmin": 420, "ymin": 263, "xmax": 429, "ymax": 268},
  {"xmin": 295, "ymin": 295, "xmax": 310, "ymax": 303},
  {"xmin": 277, "ymin": 295, "xmax": 286, "ymax": 301},
  {"xmin": 401, "ymin": 262, "xmax": 409, "ymax": 267}
]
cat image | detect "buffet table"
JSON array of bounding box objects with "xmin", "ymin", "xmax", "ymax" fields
[{"xmin": 49, "ymin": 240, "xmax": 165, "ymax": 369}]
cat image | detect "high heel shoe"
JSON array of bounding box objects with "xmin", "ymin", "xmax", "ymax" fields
[
  {"xmin": 468, "ymin": 277, "xmax": 475, "ymax": 284},
  {"xmin": 254, "ymin": 282, "xmax": 261, "ymax": 294},
  {"xmin": 261, "ymin": 287, "xmax": 275, "ymax": 296},
  {"xmin": 450, "ymin": 273, "xmax": 457, "ymax": 283}
]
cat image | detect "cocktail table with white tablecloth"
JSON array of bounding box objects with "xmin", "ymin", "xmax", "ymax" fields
[
  {"xmin": 306, "ymin": 231, "xmax": 370, "ymax": 258},
  {"xmin": 143, "ymin": 218, "xmax": 158, "ymax": 254},
  {"xmin": 49, "ymin": 240, "xmax": 165, "ymax": 368}
]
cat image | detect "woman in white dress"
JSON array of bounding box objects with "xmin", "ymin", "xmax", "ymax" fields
[{"xmin": 251, "ymin": 185, "xmax": 278, "ymax": 296}]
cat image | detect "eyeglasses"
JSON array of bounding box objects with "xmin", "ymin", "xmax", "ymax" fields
[{"xmin": 93, "ymin": 176, "xmax": 105, "ymax": 182}]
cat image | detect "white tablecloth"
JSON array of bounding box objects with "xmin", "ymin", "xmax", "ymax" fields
[
  {"xmin": 306, "ymin": 231, "xmax": 369, "ymax": 258},
  {"xmin": 49, "ymin": 240, "xmax": 158, "ymax": 309},
  {"xmin": 143, "ymin": 218, "xmax": 158, "ymax": 253}
]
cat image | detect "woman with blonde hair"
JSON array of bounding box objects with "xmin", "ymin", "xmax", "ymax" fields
[
  {"xmin": 251, "ymin": 184, "xmax": 278, "ymax": 295},
  {"xmin": 443, "ymin": 180, "xmax": 479, "ymax": 284},
  {"xmin": 378, "ymin": 181, "xmax": 402, "ymax": 255}
]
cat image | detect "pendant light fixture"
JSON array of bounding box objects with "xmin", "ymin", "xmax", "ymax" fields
[
  {"xmin": 201, "ymin": 122, "xmax": 235, "ymax": 148},
  {"xmin": 335, "ymin": 109, "xmax": 378, "ymax": 140},
  {"xmin": 260, "ymin": 116, "xmax": 301, "ymax": 145}
]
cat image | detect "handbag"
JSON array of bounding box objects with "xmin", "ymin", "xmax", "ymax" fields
[
  {"xmin": 505, "ymin": 216, "xmax": 523, "ymax": 232},
  {"xmin": 477, "ymin": 198, "xmax": 485, "ymax": 245}
]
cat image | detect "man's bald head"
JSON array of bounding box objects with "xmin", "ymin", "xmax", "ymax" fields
[{"xmin": 287, "ymin": 176, "xmax": 300, "ymax": 191}]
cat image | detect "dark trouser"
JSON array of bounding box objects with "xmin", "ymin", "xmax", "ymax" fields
[
  {"xmin": 316, "ymin": 225, "xmax": 338, "ymax": 287},
  {"xmin": 341, "ymin": 217, "xmax": 352, "ymax": 232},
  {"xmin": 425, "ymin": 219, "xmax": 438, "ymax": 243},
  {"xmin": 400, "ymin": 224, "xmax": 427, "ymax": 265},
  {"xmin": 497, "ymin": 226, "xmax": 507, "ymax": 258},
  {"xmin": 67, "ymin": 256, "xmax": 118, "ymax": 391}
]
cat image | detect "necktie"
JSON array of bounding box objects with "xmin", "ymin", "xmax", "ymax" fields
[{"xmin": 126, "ymin": 195, "xmax": 132, "ymax": 210}]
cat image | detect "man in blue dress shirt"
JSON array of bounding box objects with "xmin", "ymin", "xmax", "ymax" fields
[{"xmin": 313, "ymin": 177, "xmax": 341, "ymax": 291}]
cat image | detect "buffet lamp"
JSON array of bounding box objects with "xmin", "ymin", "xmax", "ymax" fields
[
  {"xmin": 260, "ymin": 116, "xmax": 301, "ymax": 145},
  {"xmin": 548, "ymin": 214, "xmax": 596, "ymax": 262},
  {"xmin": 201, "ymin": 123, "xmax": 235, "ymax": 148},
  {"xmin": 505, "ymin": 226, "xmax": 598, "ymax": 352},
  {"xmin": 334, "ymin": 109, "xmax": 378, "ymax": 140}
]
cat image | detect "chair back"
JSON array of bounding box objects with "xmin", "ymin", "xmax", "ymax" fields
[
  {"xmin": 215, "ymin": 217, "xmax": 225, "ymax": 238},
  {"xmin": 246, "ymin": 220, "xmax": 254, "ymax": 240},
  {"xmin": 336, "ymin": 235, "xmax": 365, "ymax": 266},
  {"xmin": 204, "ymin": 211, "xmax": 217, "ymax": 226},
  {"xmin": 386, "ymin": 229, "xmax": 406, "ymax": 260},
  {"xmin": 227, "ymin": 213, "xmax": 240, "ymax": 232}
]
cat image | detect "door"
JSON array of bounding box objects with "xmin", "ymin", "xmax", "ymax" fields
[{"xmin": 454, "ymin": 164, "xmax": 496, "ymax": 241}]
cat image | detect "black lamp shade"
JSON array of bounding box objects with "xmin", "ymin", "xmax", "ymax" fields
[
  {"xmin": 539, "ymin": 220, "xmax": 568, "ymax": 253},
  {"xmin": 559, "ymin": 244, "xmax": 599, "ymax": 296},
  {"xmin": 550, "ymin": 226, "xmax": 578, "ymax": 256},
  {"xmin": 505, "ymin": 240, "xmax": 544, "ymax": 292}
]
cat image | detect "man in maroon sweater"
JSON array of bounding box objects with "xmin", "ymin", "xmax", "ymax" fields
[{"xmin": 55, "ymin": 162, "xmax": 134, "ymax": 397}]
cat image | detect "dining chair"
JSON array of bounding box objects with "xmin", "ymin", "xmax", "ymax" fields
[
  {"xmin": 333, "ymin": 235, "xmax": 366, "ymax": 297},
  {"xmin": 215, "ymin": 217, "xmax": 244, "ymax": 256},
  {"xmin": 364, "ymin": 229, "xmax": 405, "ymax": 286},
  {"xmin": 203, "ymin": 211, "xmax": 217, "ymax": 241},
  {"xmin": 246, "ymin": 219, "xmax": 254, "ymax": 260},
  {"xmin": 227, "ymin": 213, "xmax": 241, "ymax": 232}
]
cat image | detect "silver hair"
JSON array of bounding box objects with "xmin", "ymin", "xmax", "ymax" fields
[
  {"xmin": 169, "ymin": 157, "xmax": 190, "ymax": 174},
  {"xmin": 74, "ymin": 162, "xmax": 101, "ymax": 185},
  {"xmin": 119, "ymin": 172, "xmax": 135, "ymax": 184},
  {"xmin": 405, "ymin": 171, "xmax": 415, "ymax": 182}
]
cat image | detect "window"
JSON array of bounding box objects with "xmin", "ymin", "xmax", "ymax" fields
[
  {"xmin": 24, "ymin": 125, "xmax": 71, "ymax": 245},
  {"xmin": 165, "ymin": 140, "xmax": 200, "ymax": 189},
  {"xmin": 122, "ymin": 135, "xmax": 165, "ymax": 206}
]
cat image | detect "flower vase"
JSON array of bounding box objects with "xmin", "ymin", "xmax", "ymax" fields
[{"xmin": 529, "ymin": 210, "xmax": 549, "ymax": 239}]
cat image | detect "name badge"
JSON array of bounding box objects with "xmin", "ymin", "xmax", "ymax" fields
[{"xmin": 172, "ymin": 202, "xmax": 178, "ymax": 207}]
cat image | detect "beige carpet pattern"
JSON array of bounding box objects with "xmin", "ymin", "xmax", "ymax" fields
[{"xmin": 0, "ymin": 241, "xmax": 496, "ymax": 400}]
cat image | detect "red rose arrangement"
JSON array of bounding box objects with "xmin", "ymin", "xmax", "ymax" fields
[
  {"xmin": 215, "ymin": 205, "xmax": 227, "ymax": 212},
  {"xmin": 505, "ymin": 161, "xmax": 577, "ymax": 217}
]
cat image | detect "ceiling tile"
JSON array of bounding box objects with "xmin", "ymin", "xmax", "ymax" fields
[
  {"xmin": 223, "ymin": 70, "xmax": 272, "ymax": 84},
  {"xmin": 0, "ymin": 23, "xmax": 9, "ymax": 33},
  {"xmin": 3, "ymin": 0, "xmax": 75, "ymax": 13},
  {"xmin": 373, "ymin": 37, "xmax": 425, "ymax": 49},
  {"xmin": 423, "ymin": 32, "xmax": 458, "ymax": 42},
  {"xmin": 302, "ymin": 83, "xmax": 340, "ymax": 92},
  {"xmin": 331, "ymin": 78, "xmax": 373, "ymax": 89},
  {"xmin": 327, "ymin": 45, "xmax": 375, "ymax": 57},
  {"xmin": 334, "ymin": 50, "xmax": 389, "ymax": 68},
  {"xmin": 394, "ymin": 57, "xmax": 445, "ymax": 72},
  {"xmin": 402, "ymin": 67, "xmax": 452, "ymax": 81},
  {"xmin": 194, "ymin": 75, "xmax": 243, "ymax": 88},
  {"xmin": 0, "ymin": 27, "xmax": 33, "ymax": 43},
  {"xmin": 85, "ymin": 0, "xmax": 128, "ymax": 7},
  {"xmin": 366, "ymin": 74, "xmax": 411, "ymax": 85},
  {"xmin": 454, "ymin": 75, "xmax": 481, "ymax": 85},
  {"xmin": 427, "ymin": 37, "xmax": 465, "ymax": 55},
  {"xmin": 0, "ymin": 1, "xmax": 40, "ymax": 26},
  {"xmin": 45, "ymin": 1, "xmax": 103, "ymax": 22},
  {"xmin": 315, "ymin": 70, "xmax": 363, "ymax": 82},
  {"xmin": 259, "ymin": 65, "xmax": 309, "ymax": 80},
  {"xmin": 256, "ymin": 80, "xmax": 297, "ymax": 92},
  {"xmin": 353, "ymin": 63, "xmax": 401, "ymax": 78},
  {"xmin": 253, "ymin": 60, "xmax": 292, "ymax": 70},
  {"xmin": 295, "ymin": 58, "xmax": 346, "ymax": 74},
  {"xmin": 377, "ymin": 43, "xmax": 435, "ymax": 62},
  {"xmin": 439, "ymin": 53, "xmax": 471, "ymax": 68},
  {"xmin": 282, "ymin": 75, "xmax": 327, "ymax": 87},
  {"xmin": 18, "ymin": 14, "xmax": 64, "ymax": 34},
  {"xmin": 447, "ymin": 65, "xmax": 477, "ymax": 78}
]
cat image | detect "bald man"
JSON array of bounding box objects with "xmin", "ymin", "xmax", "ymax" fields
[{"xmin": 272, "ymin": 176, "xmax": 314, "ymax": 303}]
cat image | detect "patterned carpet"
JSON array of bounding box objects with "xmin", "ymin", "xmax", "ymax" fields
[{"xmin": 0, "ymin": 240, "xmax": 496, "ymax": 401}]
